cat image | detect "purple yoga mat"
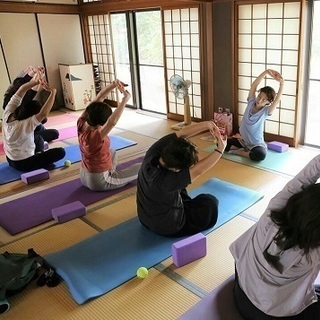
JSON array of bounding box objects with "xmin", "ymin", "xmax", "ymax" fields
[
  {"xmin": 0, "ymin": 156, "xmax": 143, "ymax": 235},
  {"xmin": 179, "ymin": 275, "xmax": 244, "ymax": 320}
]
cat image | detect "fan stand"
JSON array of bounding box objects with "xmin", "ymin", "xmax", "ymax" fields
[{"xmin": 171, "ymin": 94, "xmax": 192, "ymax": 131}]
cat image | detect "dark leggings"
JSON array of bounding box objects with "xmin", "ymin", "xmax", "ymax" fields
[
  {"xmin": 173, "ymin": 189, "xmax": 219, "ymax": 236},
  {"xmin": 7, "ymin": 147, "xmax": 66, "ymax": 172},
  {"xmin": 233, "ymin": 271, "xmax": 320, "ymax": 320},
  {"xmin": 34, "ymin": 124, "xmax": 59, "ymax": 153},
  {"xmin": 226, "ymin": 137, "xmax": 267, "ymax": 161}
]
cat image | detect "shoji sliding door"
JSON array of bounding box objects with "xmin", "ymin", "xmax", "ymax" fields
[
  {"xmin": 163, "ymin": 7, "xmax": 202, "ymax": 120},
  {"xmin": 236, "ymin": 2, "xmax": 303, "ymax": 146}
]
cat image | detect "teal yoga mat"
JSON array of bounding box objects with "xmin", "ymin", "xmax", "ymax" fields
[
  {"xmin": 45, "ymin": 178, "xmax": 263, "ymax": 304},
  {"xmin": 0, "ymin": 135, "xmax": 137, "ymax": 185},
  {"xmin": 204, "ymin": 145, "xmax": 318, "ymax": 176}
]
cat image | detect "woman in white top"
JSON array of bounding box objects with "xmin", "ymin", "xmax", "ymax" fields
[
  {"xmin": 3, "ymin": 74, "xmax": 65, "ymax": 172},
  {"xmin": 230, "ymin": 154, "xmax": 320, "ymax": 319}
]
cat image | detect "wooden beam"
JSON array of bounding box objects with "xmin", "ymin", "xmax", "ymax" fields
[{"xmin": 0, "ymin": 1, "xmax": 80, "ymax": 14}]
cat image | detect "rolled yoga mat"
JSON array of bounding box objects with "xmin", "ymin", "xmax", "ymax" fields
[{"xmin": 45, "ymin": 178, "xmax": 263, "ymax": 304}]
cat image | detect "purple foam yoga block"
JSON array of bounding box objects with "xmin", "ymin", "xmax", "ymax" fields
[
  {"xmin": 267, "ymin": 141, "xmax": 289, "ymax": 153},
  {"xmin": 172, "ymin": 233, "xmax": 207, "ymax": 267},
  {"xmin": 21, "ymin": 169, "xmax": 50, "ymax": 184},
  {"xmin": 51, "ymin": 201, "xmax": 86, "ymax": 223}
]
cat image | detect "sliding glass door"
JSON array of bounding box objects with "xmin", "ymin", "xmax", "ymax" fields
[
  {"xmin": 304, "ymin": 0, "xmax": 320, "ymax": 147},
  {"xmin": 110, "ymin": 10, "xmax": 166, "ymax": 114}
]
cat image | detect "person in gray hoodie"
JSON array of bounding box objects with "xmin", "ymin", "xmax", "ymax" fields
[{"xmin": 230, "ymin": 154, "xmax": 320, "ymax": 319}]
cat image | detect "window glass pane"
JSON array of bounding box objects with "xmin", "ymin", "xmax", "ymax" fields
[
  {"xmin": 265, "ymin": 120, "xmax": 279, "ymax": 134},
  {"xmin": 172, "ymin": 22, "xmax": 181, "ymax": 33},
  {"xmin": 238, "ymin": 75, "xmax": 251, "ymax": 90},
  {"xmin": 239, "ymin": 20, "xmax": 251, "ymax": 33},
  {"xmin": 181, "ymin": 8, "xmax": 189, "ymax": 20},
  {"xmin": 283, "ymin": 35, "xmax": 299, "ymax": 50},
  {"xmin": 190, "ymin": 21, "xmax": 198, "ymax": 33},
  {"xmin": 267, "ymin": 35, "xmax": 282, "ymax": 49},
  {"xmin": 163, "ymin": 11, "xmax": 171, "ymax": 22},
  {"xmin": 252, "ymin": 49, "xmax": 265, "ymax": 63},
  {"xmin": 284, "ymin": 2, "xmax": 300, "ymax": 18},
  {"xmin": 282, "ymin": 50, "xmax": 298, "ymax": 65},
  {"xmin": 281, "ymin": 95, "xmax": 296, "ymax": 111},
  {"xmin": 268, "ymin": 3, "xmax": 283, "ymax": 18},
  {"xmin": 309, "ymin": 5, "xmax": 320, "ymax": 78},
  {"xmin": 239, "ymin": 5, "xmax": 252, "ymax": 19},
  {"xmin": 253, "ymin": 4, "xmax": 267, "ymax": 19},
  {"xmin": 239, "ymin": 62, "xmax": 251, "ymax": 75},
  {"xmin": 281, "ymin": 65, "xmax": 297, "ymax": 81},
  {"xmin": 280, "ymin": 109, "xmax": 295, "ymax": 124},
  {"xmin": 305, "ymin": 80, "xmax": 320, "ymax": 145},
  {"xmin": 239, "ymin": 34, "xmax": 251, "ymax": 47},
  {"xmin": 267, "ymin": 50, "xmax": 281, "ymax": 64},
  {"xmin": 252, "ymin": 35, "xmax": 266, "ymax": 48},
  {"xmin": 174, "ymin": 46, "xmax": 182, "ymax": 58},
  {"xmin": 239, "ymin": 49, "xmax": 252, "ymax": 62},
  {"xmin": 267, "ymin": 19, "xmax": 283, "ymax": 34},
  {"xmin": 181, "ymin": 21, "xmax": 189, "ymax": 33},
  {"xmin": 190, "ymin": 34, "xmax": 199, "ymax": 46},
  {"xmin": 252, "ymin": 20, "xmax": 266, "ymax": 33},
  {"xmin": 280, "ymin": 123, "xmax": 294, "ymax": 137},
  {"xmin": 172, "ymin": 10, "xmax": 180, "ymax": 21},
  {"xmin": 284, "ymin": 19, "xmax": 300, "ymax": 34}
]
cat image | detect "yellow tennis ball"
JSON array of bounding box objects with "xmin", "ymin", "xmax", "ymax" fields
[
  {"xmin": 137, "ymin": 267, "xmax": 148, "ymax": 279},
  {"xmin": 64, "ymin": 160, "xmax": 71, "ymax": 167}
]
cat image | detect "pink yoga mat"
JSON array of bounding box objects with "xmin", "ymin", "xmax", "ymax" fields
[
  {"xmin": 46, "ymin": 113, "xmax": 79, "ymax": 127},
  {"xmin": 56, "ymin": 126, "xmax": 77, "ymax": 141}
]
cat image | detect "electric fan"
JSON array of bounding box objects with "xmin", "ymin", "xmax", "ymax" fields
[{"xmin": 169, "ymin": 74, "xmax": 192, "ymax": 130}]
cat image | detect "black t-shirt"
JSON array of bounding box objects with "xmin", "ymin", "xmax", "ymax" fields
[{"xmin": 136, "ymin": 133, "xmax": 191, "ymax": 236}]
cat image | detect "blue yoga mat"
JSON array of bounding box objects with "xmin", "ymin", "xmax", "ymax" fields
[
  {"xmin": 204, "ymin": 145, "xmax": 317, "ymax": 176},
  {"xmin": 45, "ymin": 178, "xmax": 263, "ymax": 304},
  {"xmin": 0, "ymin": 135, "xmax": 137, "ymax": 185}
]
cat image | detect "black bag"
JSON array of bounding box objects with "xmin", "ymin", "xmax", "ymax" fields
[
  {"xmin": 0, "ymin": 248, "xmax": 61, "ymax": 315},
  {"xmin": 0, "ymin": 248, "xmax": 43, "ymax": 302}
]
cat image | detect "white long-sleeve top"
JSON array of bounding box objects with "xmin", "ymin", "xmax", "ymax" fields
[
  {"xmin": 3, "ymin": 94, "xmax": 40, "ymax": 160},
  {"xmin": 230, "ymin": 154, "xmax": 320, "ymax": 317}
]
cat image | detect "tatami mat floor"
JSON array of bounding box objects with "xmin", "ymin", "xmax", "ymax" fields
[{"xmin": 0, "ymin": 108, "xmax": 319, "ymax": 319}]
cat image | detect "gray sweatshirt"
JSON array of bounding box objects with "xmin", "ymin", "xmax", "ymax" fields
[{"xmin": 230, "ymin": 154, "xmax": 320, "ymax": 316}]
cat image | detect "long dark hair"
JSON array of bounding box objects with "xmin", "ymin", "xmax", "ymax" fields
[
  {"xmin": 14, "ymin": 100, "xmax": 42, "ymax": 121},
  {"xmin": 270, "ymin": 183, "xmax": 320, "ymax": 253},
  {"xmin": 2, "ymin": 77, "xmax": 26, "ymax": 109}
]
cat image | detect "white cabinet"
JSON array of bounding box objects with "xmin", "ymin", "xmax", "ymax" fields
[{"xmin": 59, "ymin": 63, "xmax": 96, "ymax": 111}]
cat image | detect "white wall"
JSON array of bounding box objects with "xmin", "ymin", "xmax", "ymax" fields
[
  {"xmin": 38, "ymin": 14, "xmax": 85, "ymax": 107},
  {"xmin": 0, "ymin": 12, "xmax": 84, "ymax": 109}
]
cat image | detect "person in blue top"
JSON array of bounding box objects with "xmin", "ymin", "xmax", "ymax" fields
[{"xmin": 225, "ymin": 69, "xmax": 284, "ymax": 161}]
